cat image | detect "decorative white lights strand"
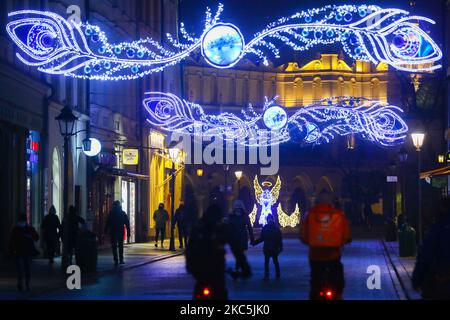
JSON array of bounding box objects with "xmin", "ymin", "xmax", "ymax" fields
[
  {"xmin": 143, "ymin": 92, "xmax": 409, "ymax": 147},
  {"xmin": 6, "ymin": 4, "xmax": 441, "ymax": 80}
]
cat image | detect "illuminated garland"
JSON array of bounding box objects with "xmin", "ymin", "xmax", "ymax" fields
[
  {"xmin": 249, "ymin": 176, "xmax": 300, "ymax": 227},
  {"xmin": 6, "ymin": 4, "xmax": 441, "ymax": 80},
  {"xmin": 143, "ymin": 92, "xmax": 409, "ymax": 147}
]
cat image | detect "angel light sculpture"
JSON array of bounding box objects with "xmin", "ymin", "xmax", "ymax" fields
[{"xmin": 249, "ymin": 176, "xmax": 300, "ymax": 227}]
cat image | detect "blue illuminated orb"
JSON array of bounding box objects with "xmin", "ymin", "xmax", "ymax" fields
[
  {"xmin": 263, "ymin": 106, "xmax": 288, "ymax": 130},
  {"xmin": 201, "ymin": 23, "xmax": 244, "ymax": 68}
]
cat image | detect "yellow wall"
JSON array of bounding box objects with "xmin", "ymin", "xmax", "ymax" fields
[
  {"xmin": 185, "ymin": 54, "xmax": 388, "ymax": 108},
  {"xmin": 148, "ymin": 139, "xmax": 184, "ymax": 236}
]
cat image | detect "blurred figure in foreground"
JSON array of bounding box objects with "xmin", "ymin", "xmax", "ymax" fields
[
  {"xmin": 185, "ymin": 204, "xmax": 252, "ymax": 300},
  {"xmin": 227, "ymin": 200, "xmax": 254, "ymax": 272},
  {"xmin": 8, "ymin": 214, "xmax": 39, "ymax": 291},
  {"xmin": 41, "ymin": 205, "xmax": 61, "ymax": 264},
  {"xmin": 105, "ymin": 201, "xmax": 130, "ymax": 266},
  {"xmin": 412, "ymin": 198, "xmax": 450, "ymax": 300},
  {"xmin": 300, "ymin": 191, "xmax": 351, "ymax": 300},
  {"xmin": 252, "ymin": 214, "xmax": 283, "ymax": 280}
]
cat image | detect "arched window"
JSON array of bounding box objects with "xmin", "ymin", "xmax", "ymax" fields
[
  {"xmin": 338, "ymin": 77, "xmax": 345, "ymax": 97},
  {"xmin": 313, "ymin": 77, "xmax": 322, "ymax": 102},
  {"xmin": 294, "ymin": 78, "xmax": 303, "ymax": 106},
  {"xmin": 52, "ymin": 148, "xmax": 61, "ymax": 218},
  {"xmin": 371, "ymin": 78, "xmax": 380, "ymax": 100},
  {"xmin": 350, "ymin": 78, "xmax": 357, "ymax": 96}
]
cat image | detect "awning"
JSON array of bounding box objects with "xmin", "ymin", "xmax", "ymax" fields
[
  {"xmin": 420, "ymin": 166, "xmax": 450, "ymax": 180},
  {"xmin": 94, "ymin": 166, "xmax": 148, "ymax": 180}
]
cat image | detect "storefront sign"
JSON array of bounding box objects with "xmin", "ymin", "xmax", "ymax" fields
[
  {"xmin": 123, "ymin": 149, "xmax": 139, "ymax": 165},
  {"xmin": 386, "ymin": 176, "xmax": 398, "ymax": 183}
]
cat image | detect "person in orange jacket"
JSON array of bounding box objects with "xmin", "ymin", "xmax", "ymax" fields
[{"xmin": 300, "ymin": 191, "xmax": 351, "ymax": 300}]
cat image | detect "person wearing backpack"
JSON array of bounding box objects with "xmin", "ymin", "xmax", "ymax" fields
[
  {"xmin": 185, "ymin": 204, "xmax": 252, "ymax": 300},
  {"xmin": 252, "ymin": 214, "xmax": 283, "ymax": 280},
  {"xmin": 300, "ymin": 191, "xmax": 351, "ymax": 300},
  {"xmin": 8, "ymin": 214, "xmax": 40, "ymax": 291}
]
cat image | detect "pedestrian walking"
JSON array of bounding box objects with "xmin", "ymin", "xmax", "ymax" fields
[
  {"xmin": 186, "ymin": 204, "xmax": 252, "ymax": 300},
  {"xmin": 62, "ymin": 206, "xmax": 85, "ymax": 265},
  {"xmin": 8, "ymin": 214, "xmax": 39, "ymax": 291},
  {"xmin": 252, "ymin": 214, "xmax": 283, "ymax": 280},
  {"xmin": 412, "ymin": 198, "xmax": 450, "ymax": 299},
  {"xmin": 300, "ymin": 191, "xmax": 351, "ymax": 300},
  {"xmin": 153, "ymin": 203, "xmax": 169, "ymax": 248},
  {"xmin": 105, "ymin": 200, "xmax": 131, "ymax": 266},
  {"xmin": 226, "ymin": 200, "xmax": 254, "ymax": 271},
  {"xmin": 172, "ymin": 201, "xmax": 188, "ymax": 249},
  {"xmin": 41, "ymin": 205, "xmax": 61, "ymax": 264}
]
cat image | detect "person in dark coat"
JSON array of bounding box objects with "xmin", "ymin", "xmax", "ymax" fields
[
  {"xmin": 186, "ymin": 204, "xmax": 252, "ymax": 300},
  {"xmin": 412, "ymin": 198, "xmax": 450, "ymax": 299},
  {"xmin": 62, "ymin": 206, "xmax": 85, "ymax": 265},
  {"xmin": 105, "ymin": 200, "xmax": 131, "ymax": 266},
  {"xmin": 253, "ymin": 214, "xmax": 283, "ymax": 280},
  {"xmin": 8, "ymin": 214, "xmax": 39, "ymax": 291},
  {"xmin": 41, "ymin": 205, "xmax": 61, "ymax": 264},
  {"xmin": 172, "ymin": 201, "xmax": 188, "ymax": 249},
  {"xmin": 227, "ymin": 200, "xmax": 254, "ymax": 271},
  {"xmin": 153, "ymin": 203, "xmax": 169, "ymax": 248}
]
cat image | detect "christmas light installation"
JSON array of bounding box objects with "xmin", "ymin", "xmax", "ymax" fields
[
  {"xmin": 277, "ymin": 204, "xmax": 301, "ymax": 228},
  {"xmin": 6, "ymin": 4, "xmax": 441, "ymax": 80},
  {"xmin": 143, "ymin": 92, "xmax": 409, "ymax": 147},
  {"xmin": 249, "ymin": 175, "xmax": 300, "ymax": 227}
]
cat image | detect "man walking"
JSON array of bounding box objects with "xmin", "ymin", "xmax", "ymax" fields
[
  {"xmin": 300, "ymin": 191, "xmax": 351, "ymax": 300},
  {"xmin": 153, "ymin": 203, "xmax": 169, "ymax": 248},
  {"xmin": 105, "ymin": 201, "xmax": 130, "ymax": 266},
  {"xmin": 41, "ymin": 205, "xmax": 61, "ymax": 264},
  {"xmin": 172, "ymin": 201, "xmax": 188, "ymax": 249}
]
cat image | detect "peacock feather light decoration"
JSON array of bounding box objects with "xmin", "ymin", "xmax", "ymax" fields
[{"xmin": 6, "ymin": 4, "xmax": 441, "ymax": 80}]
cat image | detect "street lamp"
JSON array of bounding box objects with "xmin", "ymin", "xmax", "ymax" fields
[
  {"xmin": 168, "ymin": 142, "xmax": 181, "ymax": 252},
  {"xmin": 411, "ymin": 132, "xmax": 425, "ymax": 244},
  {"xmin": 55, "ymin": 106, "xmax": 78, "ymax": 271},
  {"xmin": 196, "ymin": 168, "xmax": 204, "ymax": 177},
  {"xmin": 234, "ymin": 171, "xmax": 243, "ymax": 197}
]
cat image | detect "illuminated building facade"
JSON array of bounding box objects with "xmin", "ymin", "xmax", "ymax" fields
[{"xmin": 184, "ymin": 53, "xmax": 388, "ymax": 110}]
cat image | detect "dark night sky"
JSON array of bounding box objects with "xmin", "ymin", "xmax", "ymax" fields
[{"xmin": 180, "ymin": 0, "xmax": 445, "ymax": 64}]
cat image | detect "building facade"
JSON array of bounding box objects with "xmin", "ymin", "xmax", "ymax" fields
[{"xmin": 0, "ymin": 0, "xmax": 183, "ymax": 255}]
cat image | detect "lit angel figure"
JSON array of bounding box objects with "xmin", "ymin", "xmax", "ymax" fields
[
  {"xmin": 6, "ymin": 3, "xmax": 441, "ymax": 80},
  {"xmin": 250, "ymin": 176, "xmax": 282, "ymax": 226},
  {"xmin": 249, "ymin": 176, "xmax": 301, "ymax": 227}
]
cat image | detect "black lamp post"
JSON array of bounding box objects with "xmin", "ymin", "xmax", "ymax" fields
[
  {"xmin": 223, "ymin": 164, "xmax": 230, "ymax": 213},
  {"xmin": 168, "ymin": 142, "xmax": 181, "ymax": 252},
  {"xmin": 388, "ymin": 160, "xmax": 397, "ymax": 220},
  {"xmin": 55, "ymin": 106, "xmax": 78, "ymax": 271},
  {"xmin": 411, "ymin": 132, "xmax": 425, "ymax": 244},
  {"xmin": 398, "ymin": 147, "xmax": 408, "ymax": 223}
]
